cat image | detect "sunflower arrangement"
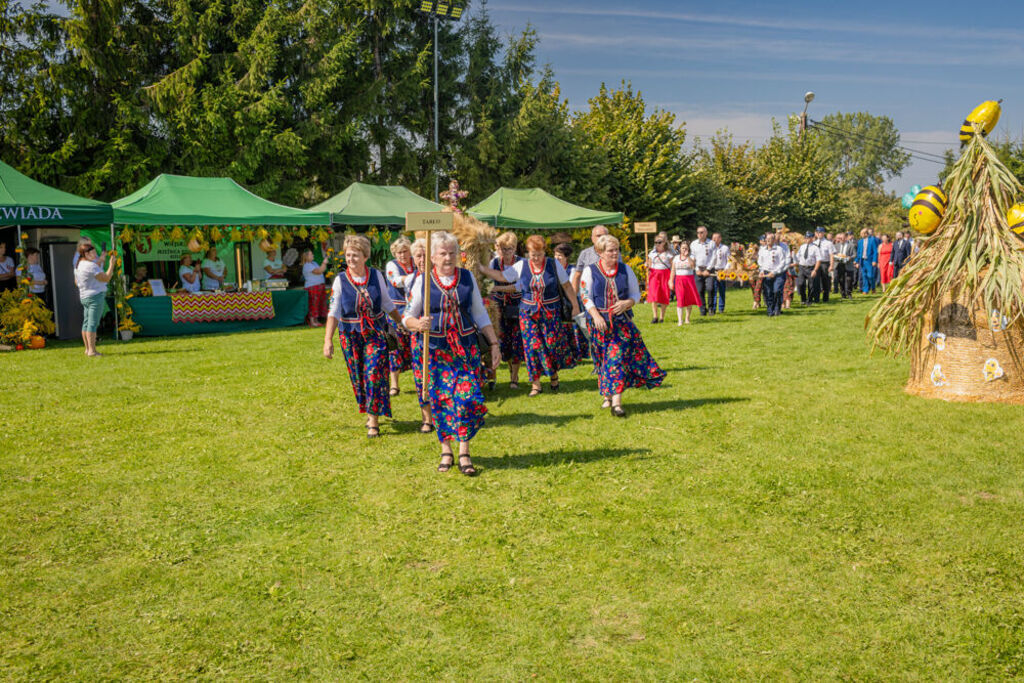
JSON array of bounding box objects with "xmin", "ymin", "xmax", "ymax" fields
[{"xmin": 866, "ymin": 130, "xmax": 1024, "ymax": 402}]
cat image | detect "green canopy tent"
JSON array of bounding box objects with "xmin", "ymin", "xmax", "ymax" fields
[
  {"xmin": 0, "ymin": 160, "xmax": 113, "ymax": 226},
  {"xmin": 467, "ymin": 187, "xmax": 622, "ymax": 229},
  {"xmin": 109, "ymin": 174, "xmax": 333, "ymax": 337},
  {"xmin": 112, "ymin": 174, "xmax": 331, "ymax": 226},
  {"xmin": 311, "ymin": 182, "xmax": 443, "ymax": 225}
]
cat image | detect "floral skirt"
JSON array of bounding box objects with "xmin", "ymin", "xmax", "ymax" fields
[
  {"xmin": 563, "ymin": 320, "xmax": 590, "ymax": 360},
  {"xmin": 588, "ymin": 315, "xmax": 666, "ymax": 397},
  {"xmin": 498, "ymin": 311, "xmax": 524, "ymax": 363},
  {"xmin": 339, "ymin": 327, "xmax": 391, "ymax": 417},
  {"xmin": 410, "ymin": 333, "xmax": 429, "ymax": 409},
  {"xmin": 389, "ymin": 325, "xmax": 414, "ymax": 373},
  {"xmin": 520, "ymin": 307, "xmax": 577, "ymax": 381},
  {"xmin": 783, "ymin": 271, "xmax": 796, "ymax": 304},
  {"xmin": 752, "ymin": 276, "xmax": 762, "ymax": 306},
  {"xmin": 306, "ymin": 284, "xmax": 328, "ymax": 319},
  {"xmin": 427, "ymin": 341, "xmax": 487, "ymax": 443}
]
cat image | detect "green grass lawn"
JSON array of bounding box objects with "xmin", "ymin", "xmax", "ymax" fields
[{"xmin": 3, "ymin": 290, "xmax": 1024, "ymax": 679}]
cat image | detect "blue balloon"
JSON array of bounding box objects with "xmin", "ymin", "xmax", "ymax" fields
[
  {"xmin": 910, "ymin": 184, "xmax": 923, "ymax": 196},
  {"xmin": 901, "ymin": 193, "xmax": 915, "ymax": 209}
]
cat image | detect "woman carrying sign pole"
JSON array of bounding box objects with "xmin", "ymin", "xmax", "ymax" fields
[{"xmin": 403, "ymin": 232, "xmax": 501, "ymax": 476}]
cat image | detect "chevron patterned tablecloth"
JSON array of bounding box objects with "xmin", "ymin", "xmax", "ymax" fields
[{"xmin": 170, "ymin": 292, "xmax": 275, "ymax": 323}]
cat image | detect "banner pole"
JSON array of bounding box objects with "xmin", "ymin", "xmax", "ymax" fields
[
  {"xmin": 110, "ymin": 223, "xmax": 120, "ymax": 341},
  {"xmin": 421, "ymin": 230, "xmax": 432, "ymax": 403}
]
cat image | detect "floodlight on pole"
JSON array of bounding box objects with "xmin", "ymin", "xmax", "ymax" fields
[
  {"xmin": 417, "ymin": 1, "xmax": 466, "ymax": 202},
  {"xmin": 799, "ymin": 91, "xmax": 815, "ymax": 139}
]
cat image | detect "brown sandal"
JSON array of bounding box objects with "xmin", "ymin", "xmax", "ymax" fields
[
  {"xmin": 458, "ymin": 455, "xmax": 478, "ymax": 477},
  {"xmin": 437, "ymin": 454, "xmax": 454, "ymax": 472}
]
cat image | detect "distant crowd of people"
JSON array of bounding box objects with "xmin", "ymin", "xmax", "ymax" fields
[{"xmin": 644, "ymin": 225, "xmax": 918, "ymax": 319}]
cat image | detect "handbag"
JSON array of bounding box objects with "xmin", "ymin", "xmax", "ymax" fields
[{"xmin": 558, "ymin": 285, "xmax": 574, "ymax": 323}]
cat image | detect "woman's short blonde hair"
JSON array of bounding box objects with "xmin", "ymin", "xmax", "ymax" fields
[
  {"xmin": 390, "ymin": 236, "xmax": 412, "ymax": 258},
  {"xmin": 430, "ymin": 232, "xmax": 460, "ymax": 257},
  {"xmin": 596, "ymin": 234, "xmax": 620, "ymax": 253},
  {"xmin": 343, "ymin": 234, "xmax": 372, "ymax": 260},
  {"xmin": 495, "ymin": 232, "xmax": 518, "ymax": 250},
  {"xmin": 410, "ymin": 238, "xmax": 426, "ymax": 257}
]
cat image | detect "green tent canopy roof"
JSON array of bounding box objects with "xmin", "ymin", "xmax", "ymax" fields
[
  {"xmin": 0, "ymin": 160, "xmax": 113, "ymax": 225},
  {"xmin": 112, "ymin": 174, "xmax": 331, "ymax": 226},
  {"xmin": 467, "ymin": 187, "xmax": 622, "ymax": 229},
  {"xmin": 311, "ymin": 182, "xmax": 443, "ymax": 225}
]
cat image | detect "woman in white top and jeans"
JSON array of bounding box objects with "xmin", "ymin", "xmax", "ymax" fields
[{"xmin": 74, "ymin": 242, "xmax": 116, "ymax": 356}]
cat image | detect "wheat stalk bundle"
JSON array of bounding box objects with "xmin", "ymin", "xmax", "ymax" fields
[{"xmin": 866, "ymin": 132, "xmax": 1024, "ymax": 402}]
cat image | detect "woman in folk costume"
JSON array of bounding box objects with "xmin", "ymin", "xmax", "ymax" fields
[
  {"xmin": 580, "ymin": 234, "xmax": 666, "ymax": 417},
  {"xmin": 488, "ymin": 231, "xmax": 525, "ymax": 388},
  {"xmin": 404, "ymin": 238, "xmax": 435, "ymax": 434},
  {"xmin": 404, "ymin": 232, "xmax": 501, "ymax": 476},
  {"xmin": 323, "ymin": 235, "xmax": 404, "ymax": 438},
  {"xmin": 646, "ymin": 231, "xmax": 674, "ymax": 323},
  {"xmin": 480, "ymin": 234, "xmax": 580, "ymax": 397},
  {"xmin": 384, "ymin": 236, "xmax": 417, "ymax": 396},
  {"xmin": 554, "ymin": 242, "xmax": 590, "ymax": 361}
]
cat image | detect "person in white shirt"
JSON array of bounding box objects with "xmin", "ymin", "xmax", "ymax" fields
[
  {"xmin": 757, "ymin": 233, "xmax": 790, "ymax": 317},
  {"xmin": 793, "ymin": 232, "xmax": 820, "ymax": 306},
  {"xmin": 262, "ymin": 248, "xmax": 286, "ymax": 281},
  {"xmin": 324, "ymin": 234, "xmax": 406, "ymax": 440},
  {"xmin": 402, "ymin": 232, "xmax": 501, "ymax": 475},
  {"xmin": 74, "ymin": 242, "xmax": 117, "ymax": 356},
  {"xmin": 689, "ymin": 225, "xmax": 716, "ymax": 316},
  {"xmin": 178, "ymin": 253, "xmax": 202, "ymax": 293},
  {"xmin": 579, "ymin": 234, "xmax": 666, "ymax": 416},
  {"xmin": 668, "ymin": 242, "xmax": 701, "ymax": 324},
  {"xmin": 16, "ymin": 247, "xmax": 47, "ymax": 295},
  {"xmin": 571, "ymin": 224, "xmax": 609, "ymax": 295},
  {"xmin": 301, "ymin": 248, "xmax": 330, "ymax": 326},
  {"xmin": 710, "ymin": 232, "xmax": 730, "ymax": 313},
  {"xmin": 0, "ymin": 242, "xmax": 16, "ymax": 292},
  {"xmin": 201, "ymin": 247, "xmax": 227, "ymax": 290},
  {"xmin": 812, "ymin": 227, "xmax": 834, "ymax": 303},
  {"xmin": 645, "ymin": 232, "xmax": 674, "ymax": 323}
]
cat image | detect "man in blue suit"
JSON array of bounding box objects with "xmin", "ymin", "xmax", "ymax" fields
[
  {"xmin": 856, "ymin": 228, "xmax": 879, "ymax": 294},
  {"xmin": 891, "ymin": 230, "xmax": 912, "ymax": 277}
]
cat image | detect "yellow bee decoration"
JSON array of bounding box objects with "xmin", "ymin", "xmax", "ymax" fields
[
  {"xmin": 931, "ymin": 364, "xmax": 948, "ymax": 387},
  {"xmin": 908, "ymin": 185, "xmax": 948, "ymax": 235},
  {"xmin": 1007, "ymin": 203, "xmax": 1024, "ymax": 235},
  {"xmin": 983, "ymin": 358, "xmax": 1004, "ymax": 382},
  {"xmin": 959, "ymin": 100, "xmax": 1002, "ymax": 143},
  {"xmin": 928, "ymin": 331, "xmax": 946, "ymax": 351}
]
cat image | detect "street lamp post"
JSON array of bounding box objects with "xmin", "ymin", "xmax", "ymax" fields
[
  {"xmin": 417, "ymin": 1, "xmax": 466, "ymax": 201},
  {"xmin": 799, "ymin": 91, "xmax": 815, "ymax": 139}
]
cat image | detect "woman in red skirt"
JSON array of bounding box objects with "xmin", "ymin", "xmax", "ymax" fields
[
  {"xmin": 301, "ymin": 248, "xmax": 330, "ymax": 326},
  {"xmin": 668, "ymin": 242, "xmax": 701, "ymax": 324},
  {"xmin": 646, "ymin": 232, "xmax": 673, "ymax": 323}
]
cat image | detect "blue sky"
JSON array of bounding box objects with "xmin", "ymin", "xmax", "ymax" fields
[{"xmin": 485, "ymin": 0, "xmax": 1024, "ymax": 193}]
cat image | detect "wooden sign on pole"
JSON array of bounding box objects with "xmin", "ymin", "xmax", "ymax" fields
[
  {"xmin": 405, "ymin": 212, "xmax": 455, "ymax": 401},
  {"xmin": 634, "ymin": 221, "xmax": 657, "ymax": 255}
]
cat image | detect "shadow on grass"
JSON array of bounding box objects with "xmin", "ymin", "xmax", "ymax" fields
[
  {"xmin": 625, "ymin": 396, "xmax": 748, "ymax": 415},
  {"xmin": 109, "ymin": 347, "xmax": 202, "ymax": 355},
  {"xmin": 486, "ymin": 411, "xmax": 593, "ymax": 428},
  {"xmin": 475, "ymin": 446, "xmax": 651, "ymax": 470}
]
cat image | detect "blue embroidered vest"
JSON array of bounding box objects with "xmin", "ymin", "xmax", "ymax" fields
[
  {"xmin": 489, "ymin": 255, "xmax": 523, "ymax": 309},
  {"xmin": 386, "ymin": 259, "xmax": 414, "ymax": 310},
  {"xmin": 336, "ymin": 268, "xmax": 386, "ymax": 333},
  {"xmin": 587, "ymin": 261, "xmax": 633, "ymax": 320},
  {"xmin": 518, "ymin": 257, "xmax": 561, "ymax": 315},
  {"xmin": 428, "ymin": 268, "xmax": 478, "ymax": 350}
]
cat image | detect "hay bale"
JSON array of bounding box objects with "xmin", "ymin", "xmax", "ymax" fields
[{"xmin": 907, "ymin": 288, "xmax": 1024, "ymax": 404}]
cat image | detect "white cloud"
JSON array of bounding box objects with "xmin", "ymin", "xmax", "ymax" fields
[{"xmin": 492, "ymin": 4, "xmax": 1024, "ymax": 44}]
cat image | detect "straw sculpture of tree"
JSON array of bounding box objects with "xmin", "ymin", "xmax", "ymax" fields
[{"xmin": 866, "ymin": 132, "xmax": 1024, "ymax": 361}]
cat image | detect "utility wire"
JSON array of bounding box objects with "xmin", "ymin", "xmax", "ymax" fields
[
  {"xmin": 807, "ymin": 121, "xmax": 947, "ymax": 166},
  {"xmin": 809, "ymin": 118, "xmax": 949, "ymax": 162}
]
